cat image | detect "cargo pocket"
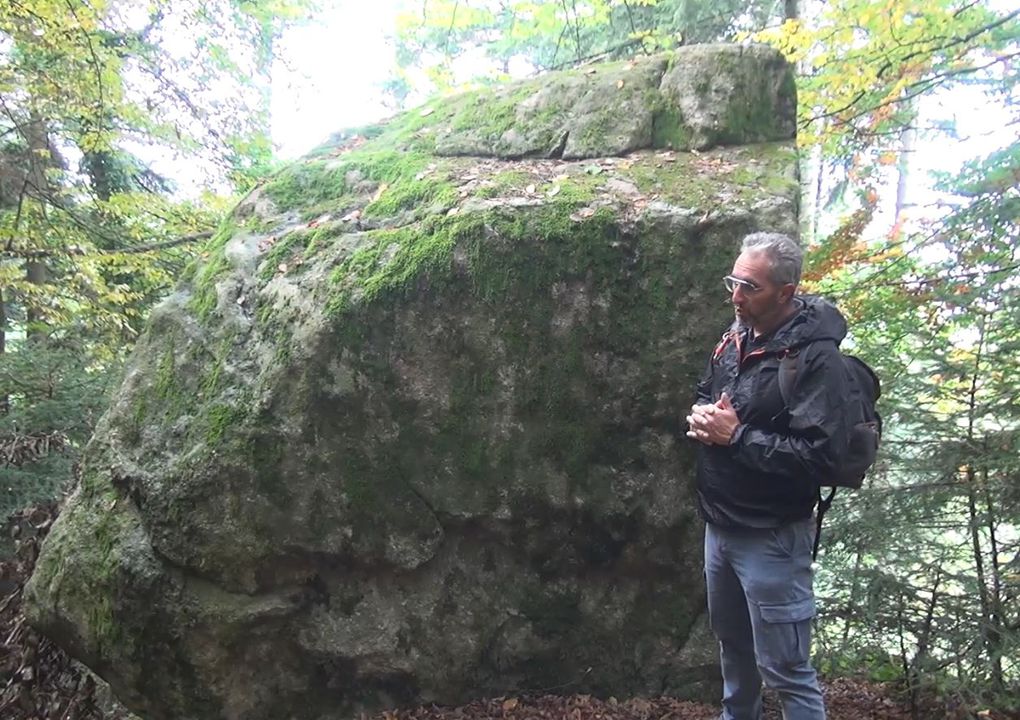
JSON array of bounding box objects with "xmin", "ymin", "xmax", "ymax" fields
[
  {"xmin": 759, "ymin": 596, "xmax": 815, "ymax": 624},
  {"xmin": 756, "ymin": 597, "xmax": 815, "ymax": 671}
]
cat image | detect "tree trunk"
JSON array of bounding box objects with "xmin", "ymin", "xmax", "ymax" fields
[
  {"xmin": 980, "ymin": 464, "xmax": 1006, "ymax": 690},
  {"xmin": 23, "ymin": 109, "xmax": 56, "ymax": 339},
  {"xmin": 895, "ymin": 122, "xmax": 915, "ymax": 223},
  {"xmin": 840, "ymin": 546, "xmax": 865, "ymax": 652},
  {"xmin": 908, "ymin": 567, "xmax": 942, "ymax": 719},
  {"xmin": 0, "ymin": 288, "xmax": 7, "ymax": 415},
  {"xmin": 784, "ymin": 0, "xmax": 798, "ymax": 20},
  {"xmin": 963, "ymin": 313, "xmax": 1001, "ymax": 687}
]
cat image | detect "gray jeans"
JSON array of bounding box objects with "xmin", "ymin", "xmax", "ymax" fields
[{"xmin": 704, "ymin": 518, "xmax": 826, "ymax": 720}]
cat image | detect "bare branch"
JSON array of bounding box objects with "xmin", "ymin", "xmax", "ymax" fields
[{"xmin": 0, "ymin": 231, "xmax": 213, "ymax": 261}]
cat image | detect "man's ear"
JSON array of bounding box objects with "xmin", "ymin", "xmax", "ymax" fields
[{"xmin": 780, "ymin": 283, "xmax": 796, "ymax": 304}]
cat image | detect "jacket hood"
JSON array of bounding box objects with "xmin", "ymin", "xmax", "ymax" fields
[{"xmin": 770, "ymin": 294, "xmax": 847, "ymax": 351}]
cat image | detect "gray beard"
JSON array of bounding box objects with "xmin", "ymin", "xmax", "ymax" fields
[{"xmin": 730, "ymin": 314, "xmax": 748, "ymax": 331}]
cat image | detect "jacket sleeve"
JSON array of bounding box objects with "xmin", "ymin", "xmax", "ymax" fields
[
  {"xmin": 695, "ymin": 356, "xmax": 714, "ymax": 406},
  {"xmin": 728, "ymin": 342, "xmax": 850, "ymax": 480}
]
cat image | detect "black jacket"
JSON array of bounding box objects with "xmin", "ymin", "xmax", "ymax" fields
[{"xmin": 694, "ymin": 295, "xmax": 851, "ymax": 528}]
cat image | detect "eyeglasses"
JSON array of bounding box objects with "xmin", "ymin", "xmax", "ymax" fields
[{"xmin": 723, "ymin": 275, "xmax": 764, "ymax": 294}]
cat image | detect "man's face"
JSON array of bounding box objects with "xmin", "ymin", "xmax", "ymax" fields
[{"xmin": 728, "ymin": 251, "xmax": 793, "ymax": 332}]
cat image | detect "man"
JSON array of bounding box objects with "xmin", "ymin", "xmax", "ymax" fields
[{"xmin": 686, "ymin": 232, "xmax": 851, "ymax": 720}]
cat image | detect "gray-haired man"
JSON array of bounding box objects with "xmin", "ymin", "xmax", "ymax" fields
[{"xmin": 686, "ymin": 233, "xmax": 850, "ymax": 720}]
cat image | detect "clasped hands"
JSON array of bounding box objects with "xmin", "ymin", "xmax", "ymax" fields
[{"xmin": 686, "ymin": 392, "xmax": 741, "ymax": 446}]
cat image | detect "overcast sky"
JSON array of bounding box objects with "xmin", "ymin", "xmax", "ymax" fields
[{"xmin": 270, "ymin": 1, "xmax": 401, "ymax": 159}]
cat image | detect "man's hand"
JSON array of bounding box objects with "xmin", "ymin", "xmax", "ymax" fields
[{"xmin": 686, "ymin": 393, "xmax": 741, "ymax": 446}]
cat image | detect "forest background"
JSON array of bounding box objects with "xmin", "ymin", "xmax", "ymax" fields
[{"xmin": 1, "ymin": 0, "xmax": 1017, "ymax": 716}]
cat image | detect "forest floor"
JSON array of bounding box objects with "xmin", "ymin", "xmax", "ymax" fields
[{"xmin": 2, "ymin": 504, "xmax": 1015, "ymax": 720}]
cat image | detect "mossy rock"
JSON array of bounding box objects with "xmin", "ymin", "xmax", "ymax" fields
[{"xmin": 26, "ymin": 44, "xmax": 800, "ymax": 720}]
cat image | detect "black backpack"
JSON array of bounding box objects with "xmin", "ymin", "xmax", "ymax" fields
[{"xmin": 778, "ymin": 346, "xmax": 882, "ymax": 559}]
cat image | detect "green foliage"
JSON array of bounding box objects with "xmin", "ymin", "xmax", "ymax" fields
[
  {"xmin": 0, "ymin": 0, "xmax": 319, "ymax": 522},
  {"xmin": 391, "ymin": 0, "xmax": 785, "ymax": 100},
  {"xmin": 0, "ymin": 335, "xmax": 119, "ymax": 521},
  {"xmin": 754, "ymin": 2, "xmax": 1020, "ymax": 179},
  {"xmin": 735, "ymin": 1, "xmax": 1020, "ymax": 709},
  {"xmin": 807, "ymin": 105, "xmax": 1020, "ymax": 716}
]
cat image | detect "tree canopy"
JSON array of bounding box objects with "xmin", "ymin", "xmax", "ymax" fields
[{"xmin": 0, "ymin": 0, "xmax": 316, "ymax": 516}]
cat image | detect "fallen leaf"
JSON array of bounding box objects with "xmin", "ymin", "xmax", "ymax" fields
[
  {"xmin": 616, "ymin": 79, "xmax": 625, "ymax": 89},
  {"xmin": 502, "ymin": 698, "xmax": 519, "ymax": 711},
  {"xmin": 525, "ymin": 184, "xmax": 536, "ymax": 194},
  {"xmin": 278, "ymin": 263, "xmax": 288, "ymax": 273},
  {"xmin": 570, "ymin": 207, "xmax": 598, "ymax": 222}
]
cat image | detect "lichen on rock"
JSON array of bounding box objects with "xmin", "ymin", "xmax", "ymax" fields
[{"xmin": 25, "ymin": 44, "xmax": 800, "ymax": 720}]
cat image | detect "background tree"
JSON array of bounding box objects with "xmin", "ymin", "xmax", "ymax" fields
[
  {"xmin": 756, "ymin": 0, "xmax": 1020, "ymax": 711},
  {"xmin": 389, "ymin": 0, "xmax": 789, "ymax": 101},
  {"xmin": 0, "ymin": 0, "xmax": 316, "ymax": 520}
]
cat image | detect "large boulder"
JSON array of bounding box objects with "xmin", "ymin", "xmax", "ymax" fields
[{"xmin": 25, "ymin": 44, "xmax": 799, "ymax": 720}]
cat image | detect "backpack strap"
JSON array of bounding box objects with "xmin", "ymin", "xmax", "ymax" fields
[
  {"xmin": 813, "ymin": 487, "xmax": 837, "ymax": 562},
  {"xmin": 777, "ymin": 347, "xmax": 801, "ymax": 408},
  {"xmin": 778, "ymin": 343, "xmax": 840, "ymax": 562}
]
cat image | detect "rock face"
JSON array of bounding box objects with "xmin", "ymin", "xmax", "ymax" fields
[{"xmin": 25, "ymin": 45, "xmax": 799, "ymax": 720}]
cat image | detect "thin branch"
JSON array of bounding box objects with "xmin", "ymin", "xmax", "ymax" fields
[
  {"xmin": 63, "ymin": 0, "xmax": 107, "ymax": 145},
  {"xmin": 5, "ymin": 179, "xmax": 30, "ymax": 252},
  {"xmin": 804, "ymin": 10, "xmax": 1020, "ymax": 128},
  {"xmin": 0, "ymin": 231, "xmax": 213, "ymax": 260},
  {"xmin": 442, "ymin": 1, "xmax": 459, "ymax": 58}
]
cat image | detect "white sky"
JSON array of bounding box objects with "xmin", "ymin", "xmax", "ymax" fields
[
  {"xmin": 270, "ymin": 1, "xmax": 401, "ymax": 159},
  {"xmin": 267, "ymin": 0, "xmax": 1016, "ymax": 233}
]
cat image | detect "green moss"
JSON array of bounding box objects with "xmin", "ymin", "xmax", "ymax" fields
[
  {"xmin": 261, "ymin": 160, "xmax": 350, "ymax": 213},
  {"xmin": 86, "ymin": 490, "xmax": 130, "ymax": 651},
  {"xmin": 651, "ymin": 106, "xmax": 691, "ymax": 150},
  {"xmin": 258, "ymin": 229, "xmax": 314, "ymax": 281},
  {"xmin": 547, "ymin": 175, "xmax": 601, "ymax": 204},
  {"xmin": 325, "ymin": 212, "xmax": 487, "ymax": 318},
  {"xmin": 363, "ymin": 175, "xmax": 458, "ymax": 218},
  {"xmin": 199, "ymin": 333, "xmax": 237, "ymax": 399},
  {"xmin": 187, "ymin": 221, "xmax": 237, "ymax": 321},
  {"xmin": 258, "ymin": 145, "xmax": 463, "ymax": 238},
  {"xmin": 154, "ymin": 345, "xmax": 176, "ymax": 400},
  {"xmin": 29, "ymin": 475, "xmax": 138, "ymax": 658},
  {"xmin": 574, "ymin": 107, "xmax": 620, "ymax": 155},
  {"xmin": 477, "ymin": 170, "xmax": 534, "ymax": 198},
  {"xmin": 446, "ymin": 82, "xmax": 538, "ymax": 141}
]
